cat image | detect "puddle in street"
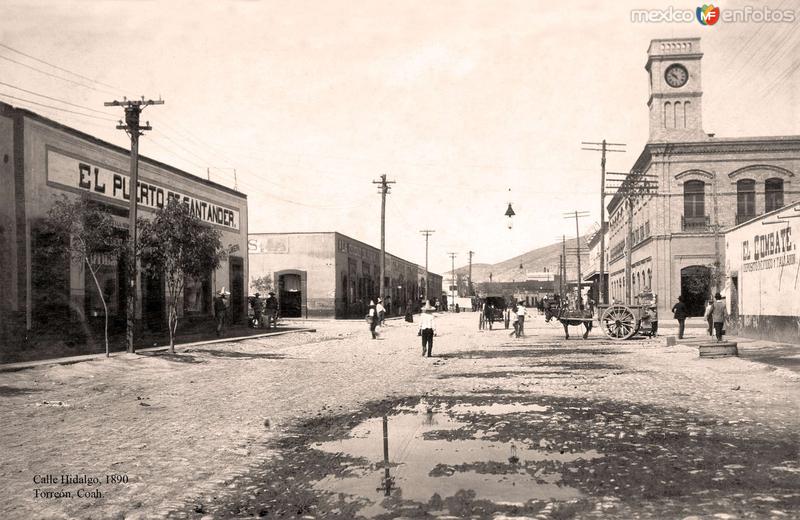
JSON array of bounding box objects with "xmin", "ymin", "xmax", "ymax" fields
[{"xmin": 312, "ymin": 402, "xmax": 601, "ymax": 517}]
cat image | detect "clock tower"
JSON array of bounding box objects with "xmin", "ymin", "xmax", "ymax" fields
[{"xmin": 646, "ymin": 38, "xmax": 706, "ymax": 142}]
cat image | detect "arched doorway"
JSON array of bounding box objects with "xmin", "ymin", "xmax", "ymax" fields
[
  {"xmin": 681, "ymin": 265, "xmax": 711, "ymax": 317},
  {"xmin": 278, "ymin": 273, "xmax": 303, "ymax": 318}
]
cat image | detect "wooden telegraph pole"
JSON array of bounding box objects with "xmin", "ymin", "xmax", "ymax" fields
[
  {"xmin": 582, "ymin": 140, "xmax": 625, "ymax": 305},
  {"xmin": 419, "ymin": 230, "xmax": 435, "ymax": 302},
  {"xmin": 564, "ymin": 211, "xmax": 590, "ymax": 309},
  {"xmin": 373, "ymin": 174, "xmax": 395, "ymax": 302},
  {"xmin": 105, "ymin": 96, "xmax": 164, "ymax": 353}
]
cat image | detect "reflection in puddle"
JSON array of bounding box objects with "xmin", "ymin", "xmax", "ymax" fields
[
  {"xmin": 312, "ymin": 402, "xmax": 600, "ymax": 517},
  {"xmin": 449, "ymin": 402, "xmax": 550, "ymax": 415}
]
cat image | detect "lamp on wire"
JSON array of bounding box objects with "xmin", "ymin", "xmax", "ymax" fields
[{"xmin": 504, "ymin": 188, "xmax": 516, "ymax": 229}]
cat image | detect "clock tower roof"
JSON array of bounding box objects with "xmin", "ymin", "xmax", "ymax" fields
[{"xmin": 646, "ymin": 38, "xmax": 703, "ymax": 71}]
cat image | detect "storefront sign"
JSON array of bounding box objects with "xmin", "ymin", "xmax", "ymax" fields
[
  {"xmin": 741, "ymin": 225, "xmax": 795, "ymax": 272},
  {"xmin": 47, "ymin": 150, "xmax": 240, "ymax": 230}
]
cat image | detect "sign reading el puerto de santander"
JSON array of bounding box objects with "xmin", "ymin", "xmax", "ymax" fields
[{"xmin": 47, "ymin": 149, "xmax": 239, "ymax": 230}]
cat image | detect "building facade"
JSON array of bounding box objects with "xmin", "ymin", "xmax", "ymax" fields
[
  {"xmin": 0, "ymin": 102, "xmax": 249, "ymax": 360},
  {"xmin": 725, "ymin": 201, "xmax": 799, "ymax": 343},
  {"xmin": 606, "ymin": 38, "xmax": 800, "ymax": 317},
  {"xmin": 248, "ymin": 232, "xmax": 442, "ymax": 318}
]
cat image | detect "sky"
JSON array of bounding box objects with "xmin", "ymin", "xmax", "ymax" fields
[{"xmin": 2, "ymin": 0, "xmax": 798, "ymax": 274}]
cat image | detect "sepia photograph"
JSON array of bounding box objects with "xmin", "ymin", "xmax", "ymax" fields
[{"xmin": 1, "ymin": 0, "xmax": 798, "ymax": 518}]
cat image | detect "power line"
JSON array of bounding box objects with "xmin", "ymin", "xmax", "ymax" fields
[
  {"xmin": 0, "ymin": 80, "xmax": 116, "ymax": 115},
  {"xmin": 0, "ymin": 92, "xmax": 117, "ymax": 121},
  {"xmin": 0, "ymin": 42, "xmax": 123, "ymax": 91},
  {"xmin": 0, "ymin": 54, "xmax": 117, "ymax": 96}
]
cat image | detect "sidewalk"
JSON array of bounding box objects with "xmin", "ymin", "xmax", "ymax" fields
[{"xmin": 0, "ymin": 327, "xmax": 316, "ymax": 373}]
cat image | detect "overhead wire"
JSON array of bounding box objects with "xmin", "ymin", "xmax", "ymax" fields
[
  {"xmin": 0, "ymin": 42, "xmax": 123, "ymax": 92},
  {"xmin": 0, "ymin": 54, "xmax": 118, "ymax": 96},
  {"xmin": 0, "ymin": 92, "xmax": 117, "ymax": 121}
]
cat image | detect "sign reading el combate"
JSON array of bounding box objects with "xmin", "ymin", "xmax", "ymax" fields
[{"xmin": 47, "ymin": 149, "xmax": 240, "ymax": 230}]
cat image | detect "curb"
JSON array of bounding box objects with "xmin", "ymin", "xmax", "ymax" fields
[{"xmin": 0, "ymin": 327, "xmax": 317, "ymax": 373}]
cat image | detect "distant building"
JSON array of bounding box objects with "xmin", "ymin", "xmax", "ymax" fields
[
  {"xmin": 583, "ymin": 222, "xmax": 608, "ymax": 304},
  {"xmin": 605, "ymin": 38, "xmax": 800, "ymax": 317},
  {"xmin": 725, "ymin": 201, "xmax": 799, "ymax": 343},
  {"xmin": 475, "ymin": 280, "xmax": 557, "ymax": 307},
  {"xmin": 248, "ymin": 232, "xmax": 442, "ymax": 318}
]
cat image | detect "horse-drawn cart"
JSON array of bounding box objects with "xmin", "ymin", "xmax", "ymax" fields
[{"xmin": 544, "ymin": 291, "xmax": 658, "ymax": 341}]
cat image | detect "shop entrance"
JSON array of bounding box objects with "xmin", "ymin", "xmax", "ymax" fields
[
  {"xmin": 680, "ymin": 265, "xmax": 711, "ymax": 317},
  {"xmin": 278, "ymin": 273, "xmax": 302, "ymax": 318},
  {"xmin": 142, "ymin": 271, "xmax": 165, "ymax": 331},
  {"xmin": 229, "ymin": 256, "xmax": 244, "ymax": 324}
]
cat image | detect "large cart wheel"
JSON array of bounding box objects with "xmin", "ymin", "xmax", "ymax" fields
[{"xmin": 600, "ymin": 305, "xmax": 640, "ymax": 340}]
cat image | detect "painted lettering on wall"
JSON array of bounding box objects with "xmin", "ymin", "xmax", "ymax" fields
[
  {"xmin": 248, "ymin": 237, "xmax": 289, "ymax": 254},
  {"xmin": 741, "ymin": 225, "xmax": 795, "ymax": 272},
  {"xmin": 47, "ymin": 150, "xmax": 240, "ymax": 230}
]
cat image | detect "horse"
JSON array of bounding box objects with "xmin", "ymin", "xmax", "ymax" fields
[{"xmin": 544, "ymin": 305, "xmax": 593, "ymax": 339}]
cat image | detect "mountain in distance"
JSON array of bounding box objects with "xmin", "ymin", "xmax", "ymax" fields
[{"xmin": 453, "ymin": 237, "xmax": 590, "ymax": 283}]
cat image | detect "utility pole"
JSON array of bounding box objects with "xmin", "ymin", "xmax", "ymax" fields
[
  {"xmin": 373, "ymin": 174, "xmax": 395, "ymax": 303},
  {"xmin": 467, "ymin": 250, "xmax": 475, "ymax": 296},
  {"xmin": 561, "ymin": 235, "xmax": 567, "ymax": 301},
  {"xmin": 419, "ymin": 230, "xmax": 435, "ymax": 302},
  {"xmin": 448, "ymin": 252, "xmax": 457, "ymax": 311},
  {"xmin": 564, "ymin": 211, "xmax": 590, "ymax": 309},
  {"xmin": 105, "ymin": 96, "xmax": 164, "ymax": 354},
  {"xmin": 582, "ymin": 140, "xmax": 625, "ymax": 305}
]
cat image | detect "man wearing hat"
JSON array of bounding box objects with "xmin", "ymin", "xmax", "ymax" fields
[
  {"xmin": 376, "ymin": 298, "xmax": 386, "ymax": 326},
  {"xmin": 709, "ymin": 292, "xmax": 728, "ymax": 342},
  {"xmin": 418, "ymin": 304, "xmax": 437, "ymax": 357},
  {"xmin": 265, "ymin": 291, "xmax": 278, "ymax": 329},
  {"xmin": 214, "ymin": 289, "xmax": 228, "ymax": 337},
  {"xmin": 251, "ymin": 292, "xmax": 264, "ymax": 328}
]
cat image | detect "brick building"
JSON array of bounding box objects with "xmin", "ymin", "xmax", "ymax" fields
[
  {"xmin": 248, "ymin": 232, "xmax": 442, "ymax": 318},
  {"xmin": 606, "ymin": 38, "xmax": 800, "ymax": 317},
  {"xmin": 0, "ymin": 102, "xmax": 249, "ymax": 361}
]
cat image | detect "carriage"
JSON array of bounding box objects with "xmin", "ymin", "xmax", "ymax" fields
[{"xmin": 544, "ymin": 290, "xmax": 658, "ymax": 340}]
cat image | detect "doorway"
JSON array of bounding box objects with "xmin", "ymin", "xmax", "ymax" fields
[
  {"xmin": 229, "ymin": 256, "xmax": 244, "ymax": 324},
  {"xmin": 278, "ymin": 273, "xmax": 302, "ymax": 318},
  {"xmin": 142, "ymin": 271, "xmax": 165, "ymax": 331},
  {"xmin": 680, "ymin": 265, "xmax": 711, "ymax": 317}
]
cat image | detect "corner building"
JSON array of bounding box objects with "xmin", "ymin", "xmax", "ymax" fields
[
  {"xmin": 606, "ymin": 38, "xmax": 800, "ymax": 318},
  {"xmin": 248, "ymin": 232, "xmax": 442, "ymax": 318},
  {"xmin": 0, "ymin": 102, "xmax": 248, "ymax": 361}
]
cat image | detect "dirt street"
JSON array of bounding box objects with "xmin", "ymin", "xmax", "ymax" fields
[{"xmin": 1, "ymin": 312, "xmax": 798, "ymax": 519}]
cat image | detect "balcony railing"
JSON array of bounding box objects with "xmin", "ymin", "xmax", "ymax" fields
[
  {"xmin": 681, "ymin": 215, "xmax": 710, "ymax": 232},
  {"xmin": 736, "ymin": 213, "xmax": 758, "ymax": 225}
]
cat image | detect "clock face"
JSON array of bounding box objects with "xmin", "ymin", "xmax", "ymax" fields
[{"xmin": 665, "ymin": 64, "xmax": 688, "ymax": 88}]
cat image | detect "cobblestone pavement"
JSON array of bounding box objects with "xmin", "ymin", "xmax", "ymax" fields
[{"xmin": 0, "ymin": 312, "xmax": 798, "ymax": 519}]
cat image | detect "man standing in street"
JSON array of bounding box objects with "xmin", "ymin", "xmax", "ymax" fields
[
  {"xmin": 376, "ymin": 298, "xmax": 386, "ymax": 326},
  {"xmin": 251, "ymin": 292, "xmax": 263, "ymax": 328},
  {"xmin": 671, "ymin": 295, "xmax": 688, "ymax": 340},
  {"xmin": 709, "ymin": 292, "xmax": 728, "ymax": 342},
  {"xmin": 265, "ymin": 291, "xmax": 278, "ymax": 329},
  {"xmin": 515, "ymin": 301, "xmax": 527, "ymax": 338},
  {"xmin": 419, "ymin": 304, "xmax": 437, "ymax": 357},
  {"xmin": 214, "ymin": 290, "xmax": 228, "ymax": 337}
]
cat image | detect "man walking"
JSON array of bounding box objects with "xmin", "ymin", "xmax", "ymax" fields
[
  {"xmin": 419, "ymin": 304, "xmax": 437, "ymax": 357},
  {"xmin": 708, "ymin": 292, "xmax": 727, "ymax": 342},
  {"xmin": 671, "ymin": 295, "xmax": 688, "ymax": 340},
  {"xmin": 376, "ymin": 298, "xmax": 386, "ymax": 326}
]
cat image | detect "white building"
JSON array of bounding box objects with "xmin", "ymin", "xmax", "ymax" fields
[{"xmin": 725, "ymin": 201, "xmax": 799, "ymax": 342}]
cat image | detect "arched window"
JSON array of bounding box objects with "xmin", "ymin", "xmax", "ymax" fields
[
  {"xmin": 683, "ymin": 180, "xmax": 705, "ymax": 228},
  {"xmin": 736, "ymin": 179, "xmax": 756, "ymax": 224},
  {"xmin": 664, "ymin": 101, "xmax": 672, "ymax": 128},
  {"xmin": 647, "ymin": 268, "xmax": 652, "ymax": 289},
  {"xmin": 683, "ymin": 101, "xmax": 691, "ymax": 128},
  {"xmin": 674, "ymin": 101, "xmax": 683, "ymax": 129},
  {"xmin": 765, "ymin": 178, "xmax": 784, "ymax": 213}
]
